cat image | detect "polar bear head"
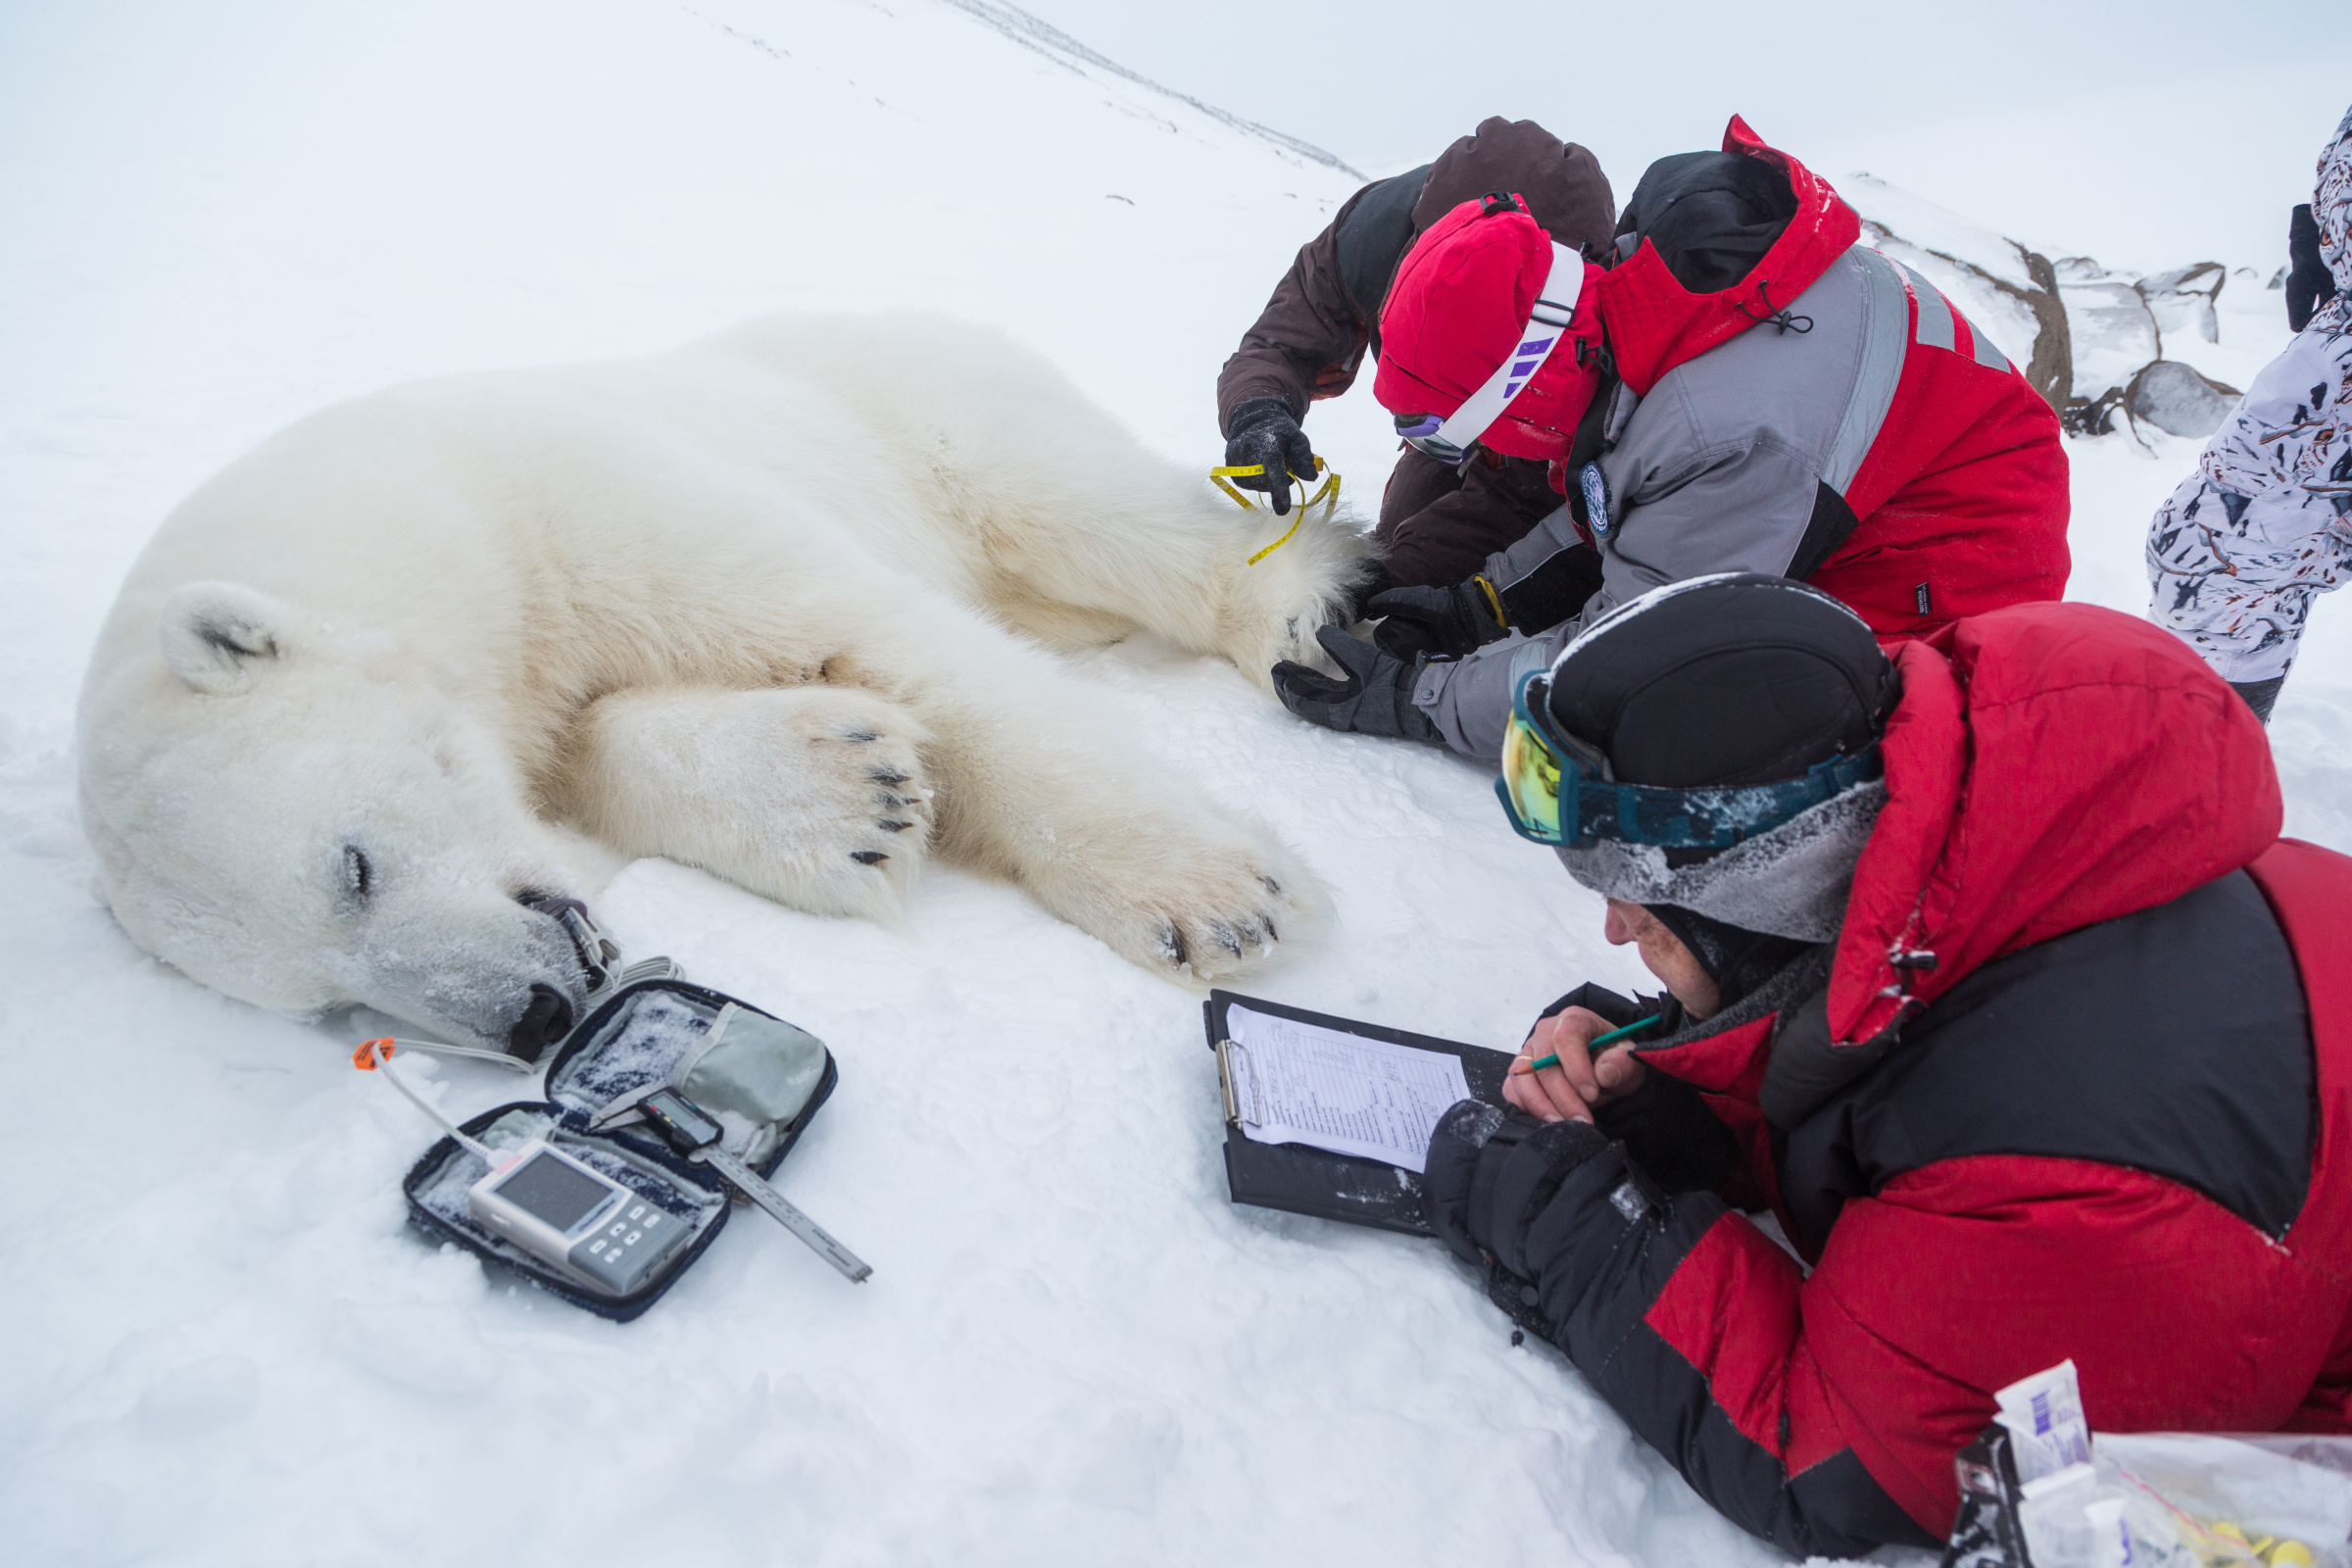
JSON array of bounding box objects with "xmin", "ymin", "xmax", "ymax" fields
[{"xmin": 79, "ymin": 581, "xmax": 601, "ymax": 1057}]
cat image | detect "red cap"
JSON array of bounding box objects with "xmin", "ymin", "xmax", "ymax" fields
[{"xmin": 1375, "ymin": 195, "xmax": 1605, "ymax": 462}]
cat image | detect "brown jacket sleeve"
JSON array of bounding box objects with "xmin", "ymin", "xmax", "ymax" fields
[
  {"xmin": 1215, "ymin": 177, "xmax": 1400, "ymax": 432},
  {"xmin": 1378, "ymin": 450, "xmax": 1567, "ymax": 588}
]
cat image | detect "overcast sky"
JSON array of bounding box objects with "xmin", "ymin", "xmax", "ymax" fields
[{"xmin": 1013, "ymin": 0, "xmax": 2350, "ymax": 273}]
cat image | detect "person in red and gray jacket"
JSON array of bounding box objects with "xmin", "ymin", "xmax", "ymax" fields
[
  {"xmin": 1272, "ymin": 119, "xmax": 2071, "ymax": 758},
  {"xmin": 1421, "ymin": 573, "xmax": 2352, "ymax": 1554},
  {"xmin": 1217, "ymin": 118, "xmax": 1615, "ymax": 588}
]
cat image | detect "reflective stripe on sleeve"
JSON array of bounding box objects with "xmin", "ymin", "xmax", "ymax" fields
[
  {"xmin": 1897, "ymin": 262, "xmax": 1956, "ymax": 354},
  {"xmin": 1823, "ymin": 249, "xmax": 1912, "ymax": 495},
  {"xmin": 1893, "ymin": 256, "xmax": 2016, "ymax": 375},
  {"xmin": 1968, "ymin": 314, "xmax": 2013, "ymax": 374}
]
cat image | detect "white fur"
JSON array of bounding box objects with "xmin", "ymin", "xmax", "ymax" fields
[{"xmin": 77, "ymin": 312, "xmax": 1372, "ymax": 1051}]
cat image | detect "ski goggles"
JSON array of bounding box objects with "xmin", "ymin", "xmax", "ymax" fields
[
  {"xmin": 1391, "ymin": 238, "xmax": 1585, "ymax": 466},
  {"xmin": 1393, "ymin": 411, "xmax": 1469, "ymax": 465},
  {"xmin": 1496, "ymin": 670, "xmax": 1885, "ymax": 850}
]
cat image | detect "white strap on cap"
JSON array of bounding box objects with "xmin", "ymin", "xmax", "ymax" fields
[{"xmin": 1425, "ymin": 241, "xmax": 1584, "ymax": 456}]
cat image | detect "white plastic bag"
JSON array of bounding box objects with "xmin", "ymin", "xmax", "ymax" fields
[{"xmin": 1945, "ymin": 1360, "xmax": 2352, "ymax": 1568}]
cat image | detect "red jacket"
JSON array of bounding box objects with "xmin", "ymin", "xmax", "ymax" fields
[
  {"xmin": 1419, "ymin": 121, "xmax": 2074, "ymax": 760},
  {"xmin": 1592, "ymin": 117, "xmax": 2072, "ymax": 633},
  {"xmin": 1510, "ymin": 602, "xmax": 2352, "ymax": 1551}
]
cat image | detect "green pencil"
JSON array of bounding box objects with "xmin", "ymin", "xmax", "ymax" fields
[{"xmin": 1518, "ymin": 1012, "xmax": 1663, "ymax": 1074}]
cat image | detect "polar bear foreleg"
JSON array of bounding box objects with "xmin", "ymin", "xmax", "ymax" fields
[
  {"xmin": 907, "ymin": 643, "xmax": 1326, "ymax": 982},
  {"xmin": 558, "ymin": 685, "xmax": 935, "ymax": 923},
  {"xmin": 955, "ymin": 448, "xmax": 1376, "ymax": 691}
]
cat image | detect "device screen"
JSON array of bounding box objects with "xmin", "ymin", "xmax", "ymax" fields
[{"xmin": 495, "ymin": 1151, "xmax": 616, "ymax": 1233}]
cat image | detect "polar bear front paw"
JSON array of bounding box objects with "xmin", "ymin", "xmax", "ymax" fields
[
  {"xmin": 1220, "ymin": 551, "xmax": 1380, "ymax": 693},
  {"xmin": 730, "ymin": 694, "xmax": 939, "ymax": 922},
  {"xmin": 831, "ymin": 726, "xmax": 935, "ymax": 865},
  {"xmin": 565, "ymin": 685, "xmax": 937, "ymax": 925}
]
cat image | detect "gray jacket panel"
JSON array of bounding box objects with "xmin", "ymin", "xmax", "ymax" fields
[
  {"xmin": 1485, "ymin": 502, "xmax": 1586, "ymax": 590},
  {"xmin": 1419, "ymin": 246, "xmax": 1912, "ymax": 760},
  {"xmin": 1412, "ymin": 631, "xmax": 1559, "ymax": 758}
]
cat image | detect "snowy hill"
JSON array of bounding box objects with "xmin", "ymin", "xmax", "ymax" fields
[{"xmin": 0, "ymin": 5, "xmax": 2345, "ymax": 1566}]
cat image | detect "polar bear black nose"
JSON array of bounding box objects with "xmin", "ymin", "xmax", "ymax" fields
[{"xmin": 509, "ymin": 983, "xmax": 573, "ymax": 1062}]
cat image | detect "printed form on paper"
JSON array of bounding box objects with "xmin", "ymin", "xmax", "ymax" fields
[{"xmin": 1223, "ymin": 1004, "xmax": 1472, "ymax": 1173}]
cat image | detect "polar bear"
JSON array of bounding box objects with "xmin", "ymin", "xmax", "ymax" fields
[{"xmin": 77, "ymin": 312, "xmax": 1373, "ymax": 1057}]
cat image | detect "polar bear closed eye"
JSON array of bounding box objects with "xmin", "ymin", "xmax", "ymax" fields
[{"xmin": 78, "ymin": 312, "xmax": 1375, "ymax": 1050}]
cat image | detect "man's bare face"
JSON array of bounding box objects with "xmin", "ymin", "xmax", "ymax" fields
[{"xmin": 1602, "ymin": 899, "xmax": 1721, "ymax": 1020}]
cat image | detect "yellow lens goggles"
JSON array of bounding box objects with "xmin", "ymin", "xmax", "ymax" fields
[
  {"xmin": 1496, "ymin": 672, "xmax": 1578, "ymax": 845},
  {"xmin": 1495, "ymin": 670, "xmax": 1886, "ymax": 851}
]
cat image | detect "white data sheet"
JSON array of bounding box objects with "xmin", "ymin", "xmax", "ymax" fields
[{"xmin": 1223, "ymin": 1004, "xmax": 1472, "ymax": 1174}]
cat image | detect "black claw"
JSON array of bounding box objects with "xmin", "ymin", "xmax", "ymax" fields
[
  {"xmin": 851, "ymin": 850, "xmax": 888, "ymax": 865},
  {"xmin": 1263, "ymin": 917, "xmax": 1278, "ymax": 942},
  {"xmin": 1215, "ymin": 924, "xmax": 1246, "ymax": 957},
  {"xmin": 1260, "ymin": 875, "xmax": 1283, "ymax": 898},
  {"xmin": 880, "ymin": 819, "xmax": 916, "ymax": 833},
  {"xmin": 868, "ymin": 768, "xmax": 909, "ymax": 786},
  {"xmin": 1161, "ymin": 922, "xmax": 1188, "ymax": 967},
  {"xmin": 842, "ymin": 728, "xmax": 880, "ymax": 743}
]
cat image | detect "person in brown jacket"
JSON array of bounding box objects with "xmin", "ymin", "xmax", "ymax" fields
[{"xmin": 1217, "ymin": 118, "xmax": 1615, "ymax": 590}]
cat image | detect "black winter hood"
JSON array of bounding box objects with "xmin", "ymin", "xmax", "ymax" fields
[{"xmin": 1612, "ymin": 150, "xmax": 1798, "ymax": 294}]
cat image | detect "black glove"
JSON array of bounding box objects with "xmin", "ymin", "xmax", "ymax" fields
[
  {"xmin": 1422, "ymin": 1100, "xmax": 1615, "ymax": 1276},
  {"xmin": 1271, "ymin": 625, "xmax": 1442, "ymax": 743},
  {"xmin": 1423, "ymin": 1100, "xmax": 1512, "ymax": 1265},
  {"xmin": 1223, "ymin": 397, "xmax": 1317, "ymax": 516},
  {"xmin": 2288, "ymin": 204, "xmax": 2337, "ymax": 333},
  {"xmin": 1484, "ymin": 1257, "xmax": 1555, "ymax": 1341},
  {"xmin": 1370, "ymin": 547, "xmax": 1605, "ymax": 661},
  {"xmin": 1369, "ymin": 581, "xmax": 1509, "ymax": 661}
]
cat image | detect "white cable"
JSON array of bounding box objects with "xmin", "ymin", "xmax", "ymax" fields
[
  {"xmin": 367, "ymin": 1040, "xmax": 506, "ymax": 1167},
  {"xmin": 369, "ymin": 1034, "xmax": 537, "ymax": 1073}
]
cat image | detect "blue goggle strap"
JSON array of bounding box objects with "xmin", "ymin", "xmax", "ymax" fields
[
  {"xmin": 1559, "ymin": 747, "xmax": 1883, "ymax": 849},
  {"xmin": 1503, "ymin": 671, "xmax": 1884, "ymax": 849}
]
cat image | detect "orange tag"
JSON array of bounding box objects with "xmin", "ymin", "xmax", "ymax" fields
[{"xmin": 353, "ymin": 1039, "xmax": 394, "ymax": 1071}]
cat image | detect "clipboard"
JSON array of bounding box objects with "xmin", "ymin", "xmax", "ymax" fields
[{"xmin": 1205, "ymin": 989, "xmax": 1515, "ymax": 1236}]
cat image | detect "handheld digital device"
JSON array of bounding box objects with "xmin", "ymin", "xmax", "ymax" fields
[{"xmin": 466, "ymin": 1140, "xmax": 692, "ymax": 1296}]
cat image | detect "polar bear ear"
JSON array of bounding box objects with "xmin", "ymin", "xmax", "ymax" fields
[{"xmin": 157, "ymin": 581, "xmax": 296, "ymax": 694}]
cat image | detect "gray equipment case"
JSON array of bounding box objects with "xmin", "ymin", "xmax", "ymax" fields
[{"xmin": 401, "ymin": 978, "xmax": 837, "ymax": 1321}]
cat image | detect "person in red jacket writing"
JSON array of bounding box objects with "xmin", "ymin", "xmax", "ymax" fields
[
  {"xmin": 1422, "ymin": 573, "xmax": 2352, "ymax": 1554},
  {"xmin": 1274, "ymin": 119, "xmax": 2071, "ymax": 757}
]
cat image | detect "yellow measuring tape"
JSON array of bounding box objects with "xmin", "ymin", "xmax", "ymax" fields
[{"xmin": 1211, "ymin": 456, "xmax": 1342, "ymax": 565}]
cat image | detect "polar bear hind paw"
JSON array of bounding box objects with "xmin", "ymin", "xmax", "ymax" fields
[{"xmin": 1038, "ymin": 832, "xmax": 1322, "ymax": 984}]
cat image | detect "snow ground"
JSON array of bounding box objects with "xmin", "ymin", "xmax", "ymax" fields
[{"xmin": 0, "ymin": 3, "xmax": 2340, "ymax": 1565}]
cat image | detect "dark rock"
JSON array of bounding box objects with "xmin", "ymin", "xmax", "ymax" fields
[
  {"xmin": 2139, "ymin": 262, "xmax": 2227, "ymax": 348},
  {"xmin": 2125, "ymin": 360, "xmax": 2242, "ymax": 439},
  {"xmin": 2018, "ymin": 249, "xmax": 2072, "ymax": 411}
]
